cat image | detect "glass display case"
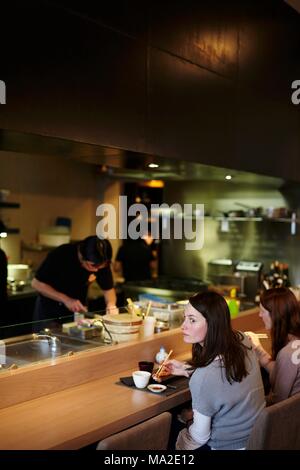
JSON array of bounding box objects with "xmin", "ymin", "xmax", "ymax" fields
[
  {"xmin": 0, "ymin": 310, "xmax": 113, "ymax": 372},
  {"xmin": 0, "ymin": 302, "xmax": 184, "ymax": 372}
]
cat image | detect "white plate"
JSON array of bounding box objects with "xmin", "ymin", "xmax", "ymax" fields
[{"xmin": 147, "ymin": 384, "xmax": 167, "ymax": 393}]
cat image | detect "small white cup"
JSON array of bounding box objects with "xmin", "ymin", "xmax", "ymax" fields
[
  {"xmin": 132, "ymin": 370, "xmax": 151, "ymax": 388},
  {"xmin": 142, "ymin": 316, "xmax": 156, "ymax": 337}
]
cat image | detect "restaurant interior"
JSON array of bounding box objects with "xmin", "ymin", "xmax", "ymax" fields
[{"xmin": 1, "ymin": 0, "xmax": 300, "ymax": 452}]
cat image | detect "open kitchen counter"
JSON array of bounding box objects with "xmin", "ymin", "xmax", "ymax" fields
[
  {"xmin": 0, "ymin": 305, "xmax": 265, "ymax": 449},
  {"xmin": 0, "ymin": 327, "xmax": 191, "ymax": 449}
]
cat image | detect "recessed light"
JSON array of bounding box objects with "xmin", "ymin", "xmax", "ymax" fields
[
  {"xmin": 148, "ymin": 163, "xmax": 159, "ymax": 168},
  {"xmin": 225, "ymin": 175, "xmax": 232, "ymax": 180}
]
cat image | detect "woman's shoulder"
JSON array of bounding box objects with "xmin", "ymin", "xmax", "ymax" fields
[
  {"xmin": 190, "ymin": 358, "xmax": 222, "ymax": 382},
  {"xmin": 278, "ymin": 337, "xmax": 300, "ymax": 357}
]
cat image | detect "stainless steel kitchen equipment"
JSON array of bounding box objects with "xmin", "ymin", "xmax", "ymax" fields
[
  {"xmin": 235, "ymin": 261, "xmax": 263, "ymax": 300},
  {"xmin": 207, "ymin": 259, "xmax": 234, "ymax": 279},
  {"xmin": 122, "ymin": 276, "xmax": 209, "ymax": 303},
  {"xmin": 207, "ymin": 259, "xmax": 263, "ymax": 300}
]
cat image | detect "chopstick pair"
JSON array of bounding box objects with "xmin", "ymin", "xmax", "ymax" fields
[
  {"xmin": 256, "ymin": 333, "xmax": 268, "ymax": 339},
  {"xmin": 155, "ymin": 349, "xmax": 173, "ymax": 378}
]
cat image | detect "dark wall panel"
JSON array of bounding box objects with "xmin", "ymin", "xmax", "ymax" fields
[
  {"xmin": 234, "ymin": 83, "xmax": 300, "ymax": 180},
  {"xmin": 149, "ymin": 0, "xmax": 238, "ymax": 79},
  {"xmin": 1, "ymin": 0, "xmax": 300, "ymax": 181},
  {"xmin": 238, "ymin": 0, "xmax": 300, "ymax": 89},
  {"xmin": 146, "ymin": 48, "xmax": 235, "ymax": 166},
  {"xmin": 47, "ymin": 0, "xmax": 148, "ymax": 39},
  {"xmin": 1, "ymin": 1, "xmax": 146, "ymax": 151}
]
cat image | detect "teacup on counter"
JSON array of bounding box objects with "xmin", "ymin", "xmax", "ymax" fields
[{"xmin": 132, "ymin": 370, "xmax": 151, "ymax": 389}]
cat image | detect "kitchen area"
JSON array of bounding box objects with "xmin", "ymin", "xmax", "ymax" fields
[
  {"xmin": 1, "ymin": 0, "xmax": 300, "ymax": 450},
  {"xmin": 1, "ymin": 151, "xmax": 299, "ymax": 328}
]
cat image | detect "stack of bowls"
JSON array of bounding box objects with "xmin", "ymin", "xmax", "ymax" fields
[{"xmin": 102, "ymin": 313, "xmax": 143, "ymax": 343}]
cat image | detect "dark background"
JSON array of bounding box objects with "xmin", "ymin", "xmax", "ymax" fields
[{"xmin": 1, "ymin": 0, "xmax": 300, "ymax": 181}]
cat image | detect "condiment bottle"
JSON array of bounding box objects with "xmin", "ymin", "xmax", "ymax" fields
[{"xmin": 155, "ymin": 346, "xmax": 168, "ymax": 364}]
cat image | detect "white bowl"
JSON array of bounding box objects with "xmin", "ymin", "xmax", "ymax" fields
[{"xmin": 147, "ymin": 384, "xmax": 167, "ymax": 393}]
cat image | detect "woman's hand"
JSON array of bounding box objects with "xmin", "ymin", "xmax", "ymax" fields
[
  {"xmin": 244, "ymin": 331, "xmax": 272, "ymax": 368},
  {"xmin": 244, "ymin": 331, "xmax": 262, "ymax": 349},
  {"xmin": 163, "ymin": 359, "xmax": 191, "ymax": 377}
]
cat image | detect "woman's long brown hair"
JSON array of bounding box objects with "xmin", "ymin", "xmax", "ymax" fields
[
  {"xmin": 260, "ymin": 287, "xmax": 300, "ymax": 359},
  {"xmin": 189, "ymin": 291, "xmax": 250, "ymax": 383}
]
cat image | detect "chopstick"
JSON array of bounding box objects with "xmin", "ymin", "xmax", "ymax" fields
[
  {"xmin": 257, "ymin": 333, "xmax": 268, "ymax": 339},
  {"xmin": 155, "ymin": 349, "xmax": 173, "ymax": 378},
  {"xmin": 145, "ymin": 301, "xmax": 152, "ymax": 318}
]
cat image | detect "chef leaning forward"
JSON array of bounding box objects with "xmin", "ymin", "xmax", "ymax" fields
[{"xmin": 32, "ymin": 236, "xmax": 117, "ymax": 322}]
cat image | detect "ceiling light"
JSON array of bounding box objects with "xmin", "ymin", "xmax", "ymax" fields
[
  {"xmin": 139, "ymin": 180, "xmax": 164, "ymax": 188},
  {"xmin": 148, "ymin": 163, "xmax": 159, "ymax": 168},
  {"xmin": 225, "ymin": 175, "xmax": 232, "ymax": 180}
]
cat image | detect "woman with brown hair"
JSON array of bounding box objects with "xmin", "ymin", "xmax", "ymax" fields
[
  {"xmin": 164, "ymin": 291, "xmax": 265, "ymax": 450},
  {"xmin": 246, "ymin": 287, "xmax": 300, "ymax": 404}
]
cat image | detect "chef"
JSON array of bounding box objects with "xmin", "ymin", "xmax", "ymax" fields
[{"xmin": 32, "ymin": 236, "xmax": 117, "ymax": 321}]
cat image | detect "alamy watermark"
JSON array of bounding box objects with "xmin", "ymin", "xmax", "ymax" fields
[
  {"xmin": 291, "ymin": 80, "xmax": 300, "ymax": 105},
  {"xmin": 291, "ymin": 339, "xmax": 300, "ymax": 365},
  {"xmin": 0, "ymin": 340, "xmax": 6, "ymax": 366},
  {"xmin": 0, "ymin": 80, "xmax": 6, "ymax": 104},
  {"xmin": 96, "ymin": 196, "xmax": 204, "ymax": 250}
]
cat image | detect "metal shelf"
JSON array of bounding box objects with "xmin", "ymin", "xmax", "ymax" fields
[
  {"xmin": 215, "ymin": 216, "xmax": 263, "ymax": 222},
  {"xmin": 214, "ymin": 216, "xmax": 300, "ymax": 223},
  {"xmin": 21, "ymin": 242, "xmax": 54, "ymax": 252},
  {"xmin": 0, "ymin": 202, "xmax": 20, "ymax": 208}
]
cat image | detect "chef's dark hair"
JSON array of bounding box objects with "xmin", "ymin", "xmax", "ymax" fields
[{"xmin": 79, "ymin": 236, "xmax": 112, "ymax": 264}]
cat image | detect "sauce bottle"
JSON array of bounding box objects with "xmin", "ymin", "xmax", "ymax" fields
[{"xmin": 155, "ymin": 346, "xmax": 168, "ymax": 364}]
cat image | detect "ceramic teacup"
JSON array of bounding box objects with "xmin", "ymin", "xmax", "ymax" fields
[{"xmin": 132, "ymin": 370, "xmax": 151, "ymax": 389}]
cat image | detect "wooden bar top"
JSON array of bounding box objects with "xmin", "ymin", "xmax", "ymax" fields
[
  {"xmin": 0, "ymin": 305, "xmax": 267, "ymax": 449},
  {"xmin": 0, "ymin": 357, "xmax": 191, "ymax": 450}
]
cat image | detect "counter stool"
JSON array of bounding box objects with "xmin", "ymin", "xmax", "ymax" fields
[
  {"xmin": 96, "ymin": 412, "xmax": 172, "ymax": 450},
  {"xmin": 247, "ymin": 393, "xmax": 300, "ymax": 449}
]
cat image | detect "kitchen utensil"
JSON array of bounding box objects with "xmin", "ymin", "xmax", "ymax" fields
[
  {"xmin": 234, "ymin": 202, "xmax": 263, "ymax": 217},
  {"xmin": 218, "ymin": 210, "xmax": 245, "ymax": 218},
  {"xmin": 155, "ymin": 349, "xmax": 173, "ymax": 378}
]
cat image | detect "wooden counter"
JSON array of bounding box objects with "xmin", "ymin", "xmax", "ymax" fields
[
  {"xmin": 0, "ymin": 306, "xmax": 266, "ymax": 449},
  {"xmin": 0, "ymin": 358, "xmax": 191, "ymax": 450},
  {"xmin": 0, "ymin": 328, "xmax": 191, "ymax": 449}
]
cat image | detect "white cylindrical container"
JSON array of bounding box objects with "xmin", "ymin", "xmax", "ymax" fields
[{"xmin": 142, "ymin": 316, "xmax": 156, "ymax": 338}]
